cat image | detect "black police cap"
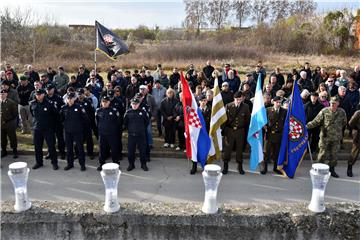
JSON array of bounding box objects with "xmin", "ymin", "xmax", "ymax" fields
[
  {"xmin": 101, "ymin": 95, "xmax": 110, "ymax": 101},
  {"xmin": 76, "ymin": 88, "xmax": 85, "ymax": 94},
  {"xmin": 272, "ymin": 96, "xmax": 283, "ymax": 102},
  {"xmin": 67, "ymin": 92, "xmax": 76, "ymax": 98},
  {"xmin": 1, "ymin": 80, "xmax": 10, "ymax": 86},
  {"xmin": 35, "ymin": 88, "xmax": 46, "ymax": 95},
  {"xmin": 107, "ymin": 89, "xmax": 115, "ymax": 97},
  {"xmin": 131, "ymin": 97, "xmax": 140, "ymax": 104},
  {"xmin": 46, "ymin": 84, "xmax": 55, "ymax": 90}
]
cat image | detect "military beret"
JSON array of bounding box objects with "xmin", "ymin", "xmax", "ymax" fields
[
  {"xmin": 46, "ymin": 83, "xmax": 55, "ymax": 90},
  {"xmin": 35, "ymin": 88, "xmax": 46, "ymax": 95},
  {"xmin": 67, "ymin": 92, "xmax": 76, "ymax": 98},
  {"xmin": 233, "ymin": 91, "xmax": 243, "ymax": 98},
  {"xmin": 101, "ymin": 95, "xmax": 110, "ymax": 101},
  {"xmin": 310, "ymin": 92, "xmax": 319, "ymax": 97},
  {"xmin": 330, "ymin": 96, "xmax": 339, "ymax": 103},
  {"xmin": 272, "ymin": 96, "xmax": 283, "ymax": 102},
  {"xmin": 76, "ymin": 88, "xmax": 84, "ymax": 94},
  {"xmin": 5, "ymin": 71, "xmax": 13, "ymax": 75},
  {"xmin": 107, "ymin": 89, "xmax": 115, "ymax": 97},
  {"xmin": 198, "ymin": 94, "xmax": 207, "ymax": 101},
  {"xmin": 131, "ymin": 97, "xmax": 140, "ymax": 104},
  {"xmin": 20, "ymin": 76, "xmax": 28, "ymax": 81},
  {"xmin": 1, "ymin": 89, "xmax": 8, "ymax": 93}
]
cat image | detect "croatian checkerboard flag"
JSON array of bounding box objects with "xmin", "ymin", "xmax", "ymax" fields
[
  {"xmin": 247, "ymin": 73, "xmax": 267, "ymax": 171},
  {"xmin": 180, "ymin": 72, "xmax": 211, "ymax": 168}
]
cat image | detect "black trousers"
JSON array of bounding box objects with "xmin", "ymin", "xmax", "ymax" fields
[
  {"xmin": 164, "ymin": 125, "xmax": 175, "ymax": 144},
  {"xmin": 128, "ymin": 135, "xmax": 147, "ymax": 165},
  {"xmin": 177, "ymin": 126, "xmax": 185, "ymax": 149},
  {"xmin": 308, "ymin": 127, "xmax": 320, "ymax": 153},
  {"xmin": 55, "ymin": 124, "xmax": 65, "ymax": 153},
  {"xmin": 1, "ymin": 126, "xmax": 17, "ymax": 151},
  {"xmin": 65, "ymin": 132, "xmax": 85, "ymax": 167},
  {"xmin": 99, "ymin": 134, "xmax": 119, "ymax": 165},
  {"xmin": 33, "ymin": 129, "xmax": 57, "ymax": 165}
]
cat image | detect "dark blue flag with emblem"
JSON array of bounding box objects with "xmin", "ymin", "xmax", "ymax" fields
[
  {"xmin": 277, "ymin": 80, "xmax": 308, "ymax": 178},
  {"xmin": 95, "ymin": 21, "xmax": 129, "ymax": 60}
]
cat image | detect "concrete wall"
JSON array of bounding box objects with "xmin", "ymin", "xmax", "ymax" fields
[{"xmin": 1, "ymin": 201, "xmax": 359, "ymax": 240}]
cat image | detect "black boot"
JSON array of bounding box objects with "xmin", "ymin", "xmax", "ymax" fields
[
  {"xmin": 13, "ymin": 148, "xmax": 18, "ymax": 159},
  {"xmin": 330, "ymin": 166, "xmax": 339, "ymax": 178},
  {"xmin": 238, "ymin": 163, "xmax": 245, "ymax": 175},
  {"xmin": 127, "ymin": 164, "xmax": 135, "ymax": 171},
  {"xmin": 347, "ymin": 165, "xmax": 353, "ymax": 177},
  {"xmin": 60, "ymin": 152, "xmax": 66, "ymax": 160},
  {"xmin": 260, "ymin": 162, "xmax": 268, "ymax": 175},
  {"xmin": 1, "ymin": 150, "xmax": 8, "ymax": 158},
  {"xmin": 141, "ymin": 164, "xmax": 149, "ymax": 171},
  {"xmin": 222, "ymin": 162, "xmax": 229, "ymax": 174},
  {"xmin": 190, "ymin": 162, "xmax": 197, "ymax": 175}
]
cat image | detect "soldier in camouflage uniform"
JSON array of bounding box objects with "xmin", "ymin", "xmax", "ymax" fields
[
  {"xmin": 348, "ymin": 110, "xmax": 360, "ymax": 177},
  {"xmin": 306, "ymin": 96, "xmax": 347, "ymax": 178}
]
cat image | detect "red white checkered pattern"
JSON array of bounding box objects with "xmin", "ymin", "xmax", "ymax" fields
[
  {"xmin": 188, "ymin": 108, "xmax": 202, "ymax": 128},
  {"xmin": 289, "ymin": 116, "xmax": 303, "ymax": 140}
]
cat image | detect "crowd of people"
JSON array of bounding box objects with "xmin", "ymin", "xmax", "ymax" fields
[{"xmin": 1, "ymin": 61, "xmax": 360, "ymax": 177}]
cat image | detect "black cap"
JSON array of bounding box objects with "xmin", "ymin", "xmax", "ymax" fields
[
  {"xmin": 233, "ymin": 91, "xmax": 243, "ymax": 98},
  {"xmin": 101, "ymin": 95, "xmax": 110, "ymax": 101},
  {"xmin": 67, "ymin": 92, "xmax": 76, "ymax": 98},
  {"xmin": 310, "ymin": 92, "xmax": 319, "ymax": 97},
  {"xmin": 1, "ymin": 80, "xmax": 10, "ymax": 86},
  {"xmin": 107, "ymin": 89, "xmax": 115, "ymax": 97},
  {"xmin": 20, "ymin": 76, "xmax": 28, "ymax": 81},
  {"xmin": 76, "ymin": 88, "xmax": 84, "ymax": 94},
  {"xmin": 198, "ymin": 94, "xmax": 207, "ymax": 101},
  {"xmin": 131, "ymin": 97, "xmax": 140, "ymax": 104},
  {"xmin": 1, "ymin": 89, "xmax": 8, "ymax": 93},
  {"xmin": 273, "ymin": 96, "xmax": 283, "ymax": 102},
  {"xmin": 46, "ymin": 84, "xmax": 55, "ymax": 90},
  {"xmin": 35, "ymin": 88, "xmax": 46, "ymax": 95},
  {"xmin": 135, "ymin": 92, "xmax": 143, "ymax": 98}
]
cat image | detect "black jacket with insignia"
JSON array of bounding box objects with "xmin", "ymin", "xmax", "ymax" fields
[
  {"xmin": 95, "ymin": 107, "xmax": 121, "ymax": 135},
  {"xmin": 60, "ymin": 103, "xmax": 89, "ymax": 133},
  {"xmin": 124, "ymin": 108, "xmax": 149, "ymax": 137}
]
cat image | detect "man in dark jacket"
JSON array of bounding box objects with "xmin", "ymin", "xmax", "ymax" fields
[
  {"xmin": 17, "ymin": 76, "xmax": 35, "ymax": 134},
  {"xmin": 304, "ymin": 92, "xmax": 324, "ymax": 153},
  {"xmin": 203, "ymin": 60, "xmax": 215, "ymax": 80},
  {"xmin": 1, "ymin": 89, "xmax": 18, "ymax": 158},
  {"xmin": 220, "ymin": 82, "xmax": 234, "ymax": 106}
]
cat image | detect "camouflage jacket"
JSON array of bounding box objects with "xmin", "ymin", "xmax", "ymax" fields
[{"xmin": 307, "ymin": 107, "xmax": 347, "ymax": 141}]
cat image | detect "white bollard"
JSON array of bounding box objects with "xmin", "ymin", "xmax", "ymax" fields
[
  {"xmin": 100, "ymin": 163, "xmax": 121, "ymax": 213},
  {"xmin": 201, "ymin": 164, "xmax": 222, "ymax": 214},
  {"xmin": 308, "ymin": 163, "xmax": 331, "ymax": 213},
  {"xmin": 8, "ymin": 162, "xmax": 32, "ymax": 212}
]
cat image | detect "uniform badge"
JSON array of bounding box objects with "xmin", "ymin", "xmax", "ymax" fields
[
  {"xmin": 44, "ymin": 108, "xmax": 47, "ymax": 111},
  {"xmin": 75, "ymin": 108, "xmax": 78, "ymax": 111},
  {"xmin": 82, "ymin": 109, "xmax": 86, "ymax": 113},
  {"xmin": 116, "ymin": 112, "xmax": 119, "ymax": 116},
  {"xmin": 84, "ymin": 103, "xmax": 87, "ymax": 106},
  {"xmin": 139, "ymin": 112, "xmax": 142, "ymax": 115},
  {"xmin": 109, "ymin": 112, "xmax": 113, "ymax": 115}
]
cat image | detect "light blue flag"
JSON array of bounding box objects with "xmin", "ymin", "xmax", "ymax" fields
[{"xmin": 247, "ymin": 73, "xmax": 268, "ymax": 171}]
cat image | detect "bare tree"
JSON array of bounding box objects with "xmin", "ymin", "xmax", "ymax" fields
[
  {"xmin": 208, "ymin": 0, "xmax": 231, "ymax": 30},
  {"xmin": 269, "ymin": 0, "xmax": 291, "ymax": 23},
  {"xmin": 232, "ymin": 0, "xmax": 251, "ymax": 28},
  {"xmin": 289, "ymin": 0, "xmax": 317, "ymax": 17},
  {"xmin": 184, "ymin": 0, "xmax": 209, "ymax": 36},
  {"xmin": 251, "ymin": 0, "xmax": 270, "ymax": 25}
]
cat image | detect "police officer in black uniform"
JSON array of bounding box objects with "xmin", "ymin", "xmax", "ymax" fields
[
  {"xmin": 108, "ymin": 89, "xmax": 126, "ymax": 160},
  {"xmin": 124, "ymin": 97, "xmax": 149, "ymax": 171},
  {"xmin": 96, "ymin": 96, "xmax": 122, "ymax": 171},
  {"xmin": 76, "ymin": 88, "xmax": 95, "ymax": 159},
  {"xmin": 46, "ymin": 83, "xmax": 66, "ymax": 159},
  {"xmin": 135, "ymin": 92, "xmax": 152, "ymax": 162},
  {"xmin": 30, "ymin": 88, "xmax": 59, "ymax": 170},
  {"xmin": 60, "ymin": 92, "xmax": 89, "ymax": 171}
]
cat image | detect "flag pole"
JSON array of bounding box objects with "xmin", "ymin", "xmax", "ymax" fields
[
  {"xmin": 307, "ymin": 142, "xmax": 314, "ymax": 163},
  {"xmin": 94, "ymin": 21, "xmax": 97, "ymax": 74}
]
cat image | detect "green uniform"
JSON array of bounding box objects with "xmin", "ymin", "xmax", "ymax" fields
[
  {"xmin": 1, "ymin": 98, "xmax": 18, "ymax": 152},
  {"xmin": 223, "ymin": 102, "xmax": 250, "ymax": 163},
  {"xmin": 348, "ymin": 110, "xmax": 360, "ymax": 166},
  {"xmin": 307, "ymin": 107, "xmax": 347, "ymax": 167}
]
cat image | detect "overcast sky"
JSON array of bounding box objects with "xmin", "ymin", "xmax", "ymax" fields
[{"xmin": 1, "ymin": 0, "xmax": 359, "ymax": 29}]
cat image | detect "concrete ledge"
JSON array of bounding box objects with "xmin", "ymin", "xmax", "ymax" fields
[{"xmin": 1, "ymin": 201, "xmax": 359, "ymax": 240}]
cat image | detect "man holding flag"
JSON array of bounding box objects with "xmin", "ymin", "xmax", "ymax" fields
[
  {"xmin": 277, "ymin": 81, "xmax": 308, "ymax": 178},
  {"xmin": 247, "ymin": 73, "xmax": 268, "ymax": 173},
  {"xmin": 180, "ymin": 73, "xmax": 211, "ymax": 175}
]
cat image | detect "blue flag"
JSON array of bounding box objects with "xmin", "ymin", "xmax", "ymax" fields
[
  {"xmin": 247, "ymin": 73, "xmax": 268, "ymax": 171},
  {"xmin": 277, "ymin": 81, "xmax": 308, "ymax": 178}
]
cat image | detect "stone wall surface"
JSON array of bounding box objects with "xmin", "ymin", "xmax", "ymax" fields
[{"xmin": 1, "ymin": 201, "xmax": 359, "ymax": 240}]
